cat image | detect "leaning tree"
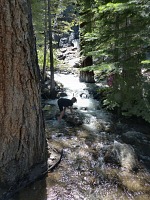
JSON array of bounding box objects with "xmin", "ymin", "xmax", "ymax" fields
[{"xmin": 0, "ymin": 0, "xmax": 47, "ymax": 197}]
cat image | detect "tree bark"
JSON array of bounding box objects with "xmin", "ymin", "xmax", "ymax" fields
[
  {"xmin": 42, "ymin": 0, "xmax": 48, "ymax": 82},
  {"xmin": 0, "ymin": 0, "xmax": 47, "ymax": 195},
  {"xmin": 48, "ymin": 0, "xmax": 56, "ymax": 98},
  {"xmin": 79, "ymin": 0, "xmax": 95, "ymax": 83},
  {"xmin": 79, "ymin": 56, "xmax": 95, "ymax": 83}
]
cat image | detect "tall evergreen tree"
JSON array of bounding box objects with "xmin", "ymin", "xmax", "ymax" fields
[
  {"xmin": 77, "ymin": 0, "xmax": 150, "ymax": 122},
  {"xmin": 42, "ymin": 0, "xmax": 48, "ymax": 82},
  {"xmin": 48, "ymin": 0, "xmax": 55, "ymax": 98},
  {"xmin": 31, "ymin": 0, "xmax": 78, "ymax": 96},
  {"xmin": 78, "ymin": 0, "xmax": 95, "ymax": 83},
  {"xmin": 0, "ymin": 0, "xmax": 47, "ymax": 197}
]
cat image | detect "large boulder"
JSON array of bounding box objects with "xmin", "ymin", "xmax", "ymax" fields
[
  {"xmin": 103, "ymin": 141, "xmax": 139, "ymax": 171},
  {"xmin": 65, "ymin": 113, "xmax": 84, "ymax": 126}
]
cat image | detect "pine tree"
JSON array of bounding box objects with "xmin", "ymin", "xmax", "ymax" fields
[{"xmin": 77, "ymin": 0, "xmax": 150, "ymax": 122}]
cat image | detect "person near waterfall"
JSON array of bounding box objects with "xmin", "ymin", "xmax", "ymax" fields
[{"xmin": 57, "ymin": 97, "xmax": 77, "ymax": 122}]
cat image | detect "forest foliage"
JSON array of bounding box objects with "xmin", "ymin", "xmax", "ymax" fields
[
  {"xmin": 31, "ymin": 0, "xmax": 150, "ymax": 123},
  {"xmin": 78, "ymin": 0, "xmax": 150, "ymax": 122}
]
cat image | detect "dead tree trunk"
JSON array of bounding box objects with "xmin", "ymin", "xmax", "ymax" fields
[
  {"xmin": 79, "ymin": 56, "xmax": 95, "ymax": 83},
  {"xmin": 0, "ymin": 0, "xmax": 47, "ymax": 196}
]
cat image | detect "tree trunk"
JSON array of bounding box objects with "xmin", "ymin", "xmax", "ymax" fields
[
  {"xmin": 79, "ymin": 56, "xmax": 95, "ymax": 83},
  {"xmin": 0, "ymin": 0, "xmax": 47, "ymax": 196},
  {"xmin": 79, "ymin": 0, "xmax": 95, "ymax": 83},
  {"xmin": 42, "ymin": 0, "xmax": 48, "ymax": 82},
  {"xmin": 48, "ymin": 0, "xmax": 56, "ymax": 98}
]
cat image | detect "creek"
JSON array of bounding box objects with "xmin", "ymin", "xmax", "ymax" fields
[{"xmin": 11, "ymin": 72, "xmax": 150, "ymax": 200}]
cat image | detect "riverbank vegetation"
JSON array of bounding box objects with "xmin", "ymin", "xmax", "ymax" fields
[{"xmin": 78, "ymin": 0, "xmax": 150, "ymax": 123}]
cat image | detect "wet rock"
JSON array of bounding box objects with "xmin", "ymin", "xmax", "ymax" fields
[
  {"xmin": 41, "ymin": 88, "xmax": 51, "ymax": 99},
  {"xmin": 121, "ymin": 131, "xmax": 150, "ymax": 158},
  {"xmin": 118, "ymin": 170, "xmax": 150, "ymax": 193},
  {"xmin": 43, "ymin": 104, "xmax": 57, "ymax": 120},
  {"xmin": 57, "ymin": 54, "xmax": 66, "ymax": 60},
  {"xmin": 57, "ymin": 92, "xmax": 67, "ymax": 98},
  {"xmin": 122, "ymin": 131, "xmax": 150, "ymax": 146},
  {"xmin": 59, "ymin": 37, "xmax": 68, "ymax": 48},
  {"xmin": 65, "ymin": 113, "xmax": 84, "ymax": 126},
  {"xmin": 80, "ymin": 93, "xmax": 89, "ymax": 99},
  {"xmin": 101, "ymin": 166, "xmax": 150, "ymax": 197},
  {"xmin": 59, "ymin": 48, "xmax": 67, "ymax": 53},
  {"xmin": 103, "ymin": 141, "xmax": 139, "ymax": 171},
  {"xmin": 80, "ymin": 107, "xmax": 88, "ymax": 111},
  {"xmin": 72, "ymin": 62, "xmax": 80, "ymax": 68}
]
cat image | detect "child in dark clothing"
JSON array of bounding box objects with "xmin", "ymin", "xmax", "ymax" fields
[{"xmin": 57, "ymin": 97, "xmax": 77, "ymax": 122}]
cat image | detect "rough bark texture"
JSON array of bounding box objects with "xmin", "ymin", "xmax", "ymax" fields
[
  {"xmin": 0, "ymin": 0, "xmax": 47, "ymax": 195},
  {"xmin": 79, "ymin": 56, "xmax": 95, "ymax": 83}
]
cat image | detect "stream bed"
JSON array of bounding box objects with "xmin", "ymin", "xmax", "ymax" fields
[{"xmin": 11, "ymin": 73, "xmax": 150, "ymax": 200}]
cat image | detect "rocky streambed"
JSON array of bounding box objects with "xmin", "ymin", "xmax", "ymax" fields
[{"xmin": 11, "ymin": 45, "xmax": 150, "ymax": 200}]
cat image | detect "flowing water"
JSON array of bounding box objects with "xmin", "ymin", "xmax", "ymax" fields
[{"xmin": 11, "ymin": 73, "xmax": 150, "ymax": 200}]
